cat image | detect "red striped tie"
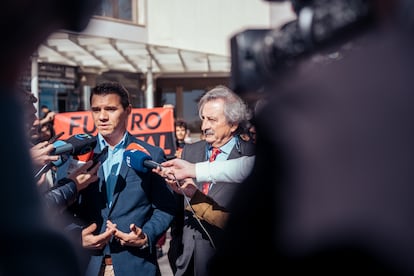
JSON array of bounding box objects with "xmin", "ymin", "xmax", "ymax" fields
[{"xmin": 202, "ymin": 147, "xmax": 221, "ymax": 195}]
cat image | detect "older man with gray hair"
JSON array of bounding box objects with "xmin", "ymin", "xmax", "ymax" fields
[{"xmin": 168, "ymin": 85, "xmax": 256, "ymax": 276}]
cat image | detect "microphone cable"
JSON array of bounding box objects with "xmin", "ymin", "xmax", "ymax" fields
[{"xmin": 170, "ymin": 173, "xmax": 216, "ymax": 250}]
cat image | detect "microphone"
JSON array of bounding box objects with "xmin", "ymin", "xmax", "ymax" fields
[
  {"xmin": 124, "ymin": 143, "xmax": 162, "ymax": 173},
  {"xmin": 51, "ymin": 133, "xmax": 97, "ymax": 156},
  {"xmin": 51, "ymin": 140, "xmax": 70, "ymax": 167},
  {"xmin": 35, "ymin": 134, "xmax": 97, "ymax": 180}
]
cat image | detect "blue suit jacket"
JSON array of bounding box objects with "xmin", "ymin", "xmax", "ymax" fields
[{"xmin": 70, "ymin": 133, "xmax": 176, "ymax": 276}]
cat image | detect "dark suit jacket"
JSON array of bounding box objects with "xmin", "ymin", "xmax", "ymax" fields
[
  {"xmin": 70, "ymin": 133, "xmax": 176, "ymax": 276},
  {"xmin": 173, "ymin": 137, "xmax": 255, "ymax": 276}
]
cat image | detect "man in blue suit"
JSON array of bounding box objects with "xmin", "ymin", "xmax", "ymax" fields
[{"xmin": 68, "ymin": 82, "xmax": 176, "ymax": 275}]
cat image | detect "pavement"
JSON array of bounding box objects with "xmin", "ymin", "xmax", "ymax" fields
[{"xmin": 158, "ymin": 230, "xmax": 173, "ymax": 276}]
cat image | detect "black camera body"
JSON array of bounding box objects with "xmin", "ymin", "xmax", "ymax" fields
[{"xmin": 230, "ymin": 0, "xmax": 372, "ymax": 96}]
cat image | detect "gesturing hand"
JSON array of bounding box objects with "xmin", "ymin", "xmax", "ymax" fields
[
  {"xmin": 107, "ymin": 220, "xmax": 148, "ymax": 248},
  {"xmin": 81, "ymin": 223, "xmax": 115, "ymax": 249}
]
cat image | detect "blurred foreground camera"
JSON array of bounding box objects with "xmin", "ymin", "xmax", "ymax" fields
[{"xmin": 230, "ymin": 0, "xmax": 372, "ymax": 96}]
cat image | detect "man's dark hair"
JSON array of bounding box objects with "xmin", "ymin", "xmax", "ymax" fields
[
  {"xmin": 90, "ymin": 82, "xmax": 130, "ymax": 109},
  {"xmin": 174, "ymin": 119, "xmax": 188, "ymax": 130}
]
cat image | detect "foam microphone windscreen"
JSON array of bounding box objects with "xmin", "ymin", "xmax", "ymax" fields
[
  {"xmin": 125, "ymin": 142, "xmax": 151, "ymax": 155},
  {"xmin": 124, "ymin": 143, "xmax": 151, "ymax": 173},
  {"xmin": 52, "ymin": 140, "xmax": 74, "ymax": 155},
  {"xmin": 52, "ymin": 140, "xmax": 70, "ymax": 166}
]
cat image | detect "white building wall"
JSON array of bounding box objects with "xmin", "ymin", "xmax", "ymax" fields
[
  {"xmin": 147, "ymin": 0, "xmax": 295, "ymax": 56},
  {"xmin": 82, "ymin": 18, "xmax": 148, "ymax": 43}
]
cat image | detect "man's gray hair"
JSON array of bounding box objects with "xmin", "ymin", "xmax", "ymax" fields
[{"xmin": 198, "ymin": 85, "xmax": 251, "ymax": 126}]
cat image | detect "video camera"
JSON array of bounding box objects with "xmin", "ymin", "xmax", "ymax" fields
[{"xmin": 230, "ymin": 0, "xmax": 373, "ymax": 96}]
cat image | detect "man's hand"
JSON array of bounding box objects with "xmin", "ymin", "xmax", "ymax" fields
[
  {"xmin": 171, "ymin": 178, "xmax": 198, "ymax": 198},
  {"xmin": 30, "ymin": 141, "xmax": 59, "ymax": 167},
  {"xmin": 107, "ymin": 220, "xmax": 148, "ymax": 248},
  {"xmin": 81, "ymin": 223, "xmax": 115, "ymax": 250},
  {"xmin": 154, "ymin": 158, "xmax": 196, "ymax": 180},
  {"xmin": 67, "ymin": 160, "xmax": 100, "ymax": 191}
]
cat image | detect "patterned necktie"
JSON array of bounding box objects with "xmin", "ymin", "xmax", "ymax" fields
[{"xmin": 202, "ymin": 147, "xmax": 221, "ymax": 195}]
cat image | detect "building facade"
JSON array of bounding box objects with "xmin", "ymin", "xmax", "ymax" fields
[{"xmin": 25, "ymin": 0, "xmax": 294, "ymax": 133}]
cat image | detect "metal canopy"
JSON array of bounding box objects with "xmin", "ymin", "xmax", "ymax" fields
[{"xmin": 38, "ymin": 32, "xmax": 231, "ymax": 76}]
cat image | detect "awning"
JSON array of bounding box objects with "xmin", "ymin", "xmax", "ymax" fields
[{"xmin": 37, "ymin": 32, "xmax": 231, "ymax": 77}]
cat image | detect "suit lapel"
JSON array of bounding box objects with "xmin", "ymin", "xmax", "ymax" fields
[{"xmin": 108, "ymin": 133, "xmax": 133, "ymax": 211}]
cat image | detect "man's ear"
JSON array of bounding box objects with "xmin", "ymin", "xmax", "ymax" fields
[{"xmin": 230, "ymin": 123, "xmax": 238, "ymax": 133}]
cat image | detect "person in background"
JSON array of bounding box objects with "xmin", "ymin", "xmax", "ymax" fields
[
  {"xmin": 0, "ymin": 0, "xmax": 102, "ymax": 275},
  {"xmin": 39, "ymin": 105, "xmax": 55, "ymax": 124},
  {"xmin": 38, "ymin": 105, "xmax": 56, "ymax": 141},
  {"xmin": 66, "ymin": 82, "xmax": 176, "ymax": 276},
  {"xmin": 239, "ymin": 121, "xmax": 258, "ymax": 144},
  {"xmin": 174, "ymin": 119, "xmax": 189, "ymax": 159},
  {"xmin": 247, "ymin": 124, "xmax": 256, "ymax": 144},
  {"xmin": 40, "ymin": 105, "xmax": 50, "ymax": 118}
]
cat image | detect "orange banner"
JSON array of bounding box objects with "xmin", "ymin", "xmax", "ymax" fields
[{"xmin": 53, "ymin": 107, "xmax": 176, "ymax": 158}]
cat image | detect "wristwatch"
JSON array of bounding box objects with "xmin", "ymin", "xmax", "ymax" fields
[{"xmin": 139, "ymin": 233, "xmax": 149, "ymax": 249}]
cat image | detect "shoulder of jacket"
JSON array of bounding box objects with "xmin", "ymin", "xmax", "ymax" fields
[
  {"xmin": 235, "ymin": 139, "xmax": 256, "ymax": 156},
  {"xmin": 184, "ymin": 140, "xmax": 206, "ymax": 148},
  {"xmin": 127, "ymin": 133, "xmax": 162, "ymax": 152}
]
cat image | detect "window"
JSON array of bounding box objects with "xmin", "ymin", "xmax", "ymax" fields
[
  {"xmin": 162, "ymin": 89, "xmax": 205, "ymax": 133},
  {"xmin": 94, "ymin": 0, "xmax": 146, "ymax": 25}
]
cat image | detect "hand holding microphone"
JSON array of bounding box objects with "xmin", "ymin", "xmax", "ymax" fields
[
  {"xmin": 34, "ymin": 133, "xmax": 97, "ymax": 179},
  {"xmin": 67, "ymin": 160, "xmax": 100, "ymax": 192},
  {"xmin": 123, "ymin": 142, "xmax": 188, "ymax": 191},
  {"xmin": 158, "ymin": 159, "xmax": 196, "ymax": 180},
  {"xmin": 30, "ymin": 141, "xmax": 60, "ymax": 168}
]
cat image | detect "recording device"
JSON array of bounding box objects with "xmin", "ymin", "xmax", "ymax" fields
[
  {"xmin": 34, "ymin": 134, "xmax": 97, "ymax": 179},
  {"xmin": 88, "ymin": 146, "xmax": 108, "ymax": 171},
  {"xmin": 52, "ymin": 140, "xmax": 70, "ymax": 167},
  {"xmin": 230, "ymin": 0, "xmax": 373, "ymax": 95},
  {"xmin": 124, "ymin": 143, "xmax": 162, "ymax": 173},
  {"xmin": 48, "ymin": 131, "xmax": 65, "ymax": 144},
  {"xmin": 51, "ymin": 133, "xmax": 97, "ymax": 156}
]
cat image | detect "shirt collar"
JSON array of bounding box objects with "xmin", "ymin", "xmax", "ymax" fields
[
  {"xmin": 98, "ymin": 132, "xmax": 128, "ymax": 150},
  {"xmin": 210, "ymin": 136, "xmax": 236, "ymax": 156}
]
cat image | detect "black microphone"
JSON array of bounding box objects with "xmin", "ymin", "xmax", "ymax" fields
[
  {"xmin": 35, "ymin": 134, "xmax": 96, "ymax": 179},
  {"xmin": 123, "ymin": 143, "xmax": 162, "ymax": 173},
  {"xmin": 51, "ymin": 133, "xmax": 97, "ymax": 156}
]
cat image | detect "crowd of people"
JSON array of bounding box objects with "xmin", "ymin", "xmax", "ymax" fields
[
  {"xmin": 5, "ymin": 0, "xmax": 414, "ymax": 275},
  {"xmin": 22, "ymin": 79, "xmax": 256, "ymax": 276}
]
